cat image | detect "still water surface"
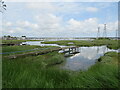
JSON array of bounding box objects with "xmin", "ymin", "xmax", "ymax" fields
[
  {"xmin": 60, "ymin": 46, "xmax": 118, "ymax": 71},
  {"xmin": 22, "ymin": 41, "xmax": 66, "ymax": 47}
]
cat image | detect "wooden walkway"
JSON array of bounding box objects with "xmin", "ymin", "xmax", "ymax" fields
[
  {"xmin": 61, "ymin": 47, "xmax": 79, "ymax": 54},
  {"xmin": 5, "ymin": 46, "xmax": 80, "ymax": 59},
  {"xmin": 61, "ymin": 47, "xmax": 80, "ymax": 57}
]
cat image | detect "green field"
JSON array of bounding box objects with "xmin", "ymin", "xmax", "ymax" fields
[{"xmin": 2, "ymin": 39, "xmax": 119, "ymax": 88}]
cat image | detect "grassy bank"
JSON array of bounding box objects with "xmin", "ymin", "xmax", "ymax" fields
[
  {"xmin": 68, "ymin": 52, "xmax": 119, "ymax": 88},
  {"xmin": 42, "ymin": 39, "xmax": 119, "ymax": 49},
  {"xmin": 1, "ymin": 40, "xmax": 41, "ymax": 44},
  {"xmin": 2, "ymin": 45, "xmax": 60, "ymax": 56},
  {"xmin": 2, "ymin": 52, "xmax": 66, "ymax": 88},
  {"xmin": 2, "ymin": 44, "xmax": 119, "ymax": 88}
]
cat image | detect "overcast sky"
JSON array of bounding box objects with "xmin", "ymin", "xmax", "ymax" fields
[{"xmin": 1, "ymin": 0, "xmax": 119, "ymax": 37}]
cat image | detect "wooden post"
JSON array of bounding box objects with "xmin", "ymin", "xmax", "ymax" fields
[
  {"xmin": 72, "ymin": 48, "xmax": 73, "ymax": 53},
  {"xmin": 69, "ymin": 48, "xmax": 70, "ymax": 54},
  {"xmin": 75, "ymin": 47, "xmax": 76, "ymax": 52}
]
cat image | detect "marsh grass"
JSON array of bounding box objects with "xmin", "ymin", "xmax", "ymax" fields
[
  {"xmin": 2, "ymin": 45, "xmax": 41, "ymax": 52},
  {"xmin": 2, "ymin": 40, "xmax": 41, "ymax": 44},
  {"xmin": 2, "ymin": 45, "xmax": 59, "ymax": 56},
  {"xmin": 2, "ymin": 51, "xmax": 119, "ymax": 88},
  {"xmin": 2, "ymin": 41, "xmax": 119, "ymax": 88},
  {"xmin": 43, "ymin": 39, "xmax": 119, "ymax": 49},
  {"xmin": 2, "ymin": 52, "xmax": 68, "ymax": 88}
]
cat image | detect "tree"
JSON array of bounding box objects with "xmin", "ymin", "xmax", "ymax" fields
[{"xmin": 0, "ymin": 0, "xmax": 6, "ymax": 13}]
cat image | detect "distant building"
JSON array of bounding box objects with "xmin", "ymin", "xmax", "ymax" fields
[{"xmin": 21, "ymin": 36, "xmax": 26, "ymax": 40}]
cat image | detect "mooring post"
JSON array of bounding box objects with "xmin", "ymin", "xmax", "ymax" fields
[
  {"xmin": 72, "ymin": 48, "xmax": 73, "ymax": 53},
  {"xmin": 69, "ymin": 48, "xmax": 71, "ymax": 54},
  {"xmin": 75, "ymin": 47, "xmax": 76, "ymax": 52}
]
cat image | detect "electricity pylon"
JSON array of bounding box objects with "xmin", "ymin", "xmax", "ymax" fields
[
  {"xmin": 116, "ymin": 29, "xmax": 118, "ymax": 40},
  {"xmin": 97, "ymin": 27, "xmax": 100, "ymax": 39},
  {"xmin": 103, "ymin": 24, "xmax": 107, "ymax": 38}
]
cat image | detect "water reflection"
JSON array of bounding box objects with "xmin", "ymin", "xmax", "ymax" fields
[
  {"xmin": 97, "ymin": 47, "xmax": 99, "ymax": 53},
  {"xmin": 61, "ymin": 46, "xmax": 118, "ymax": 71}
]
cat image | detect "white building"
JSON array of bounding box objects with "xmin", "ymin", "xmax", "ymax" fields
[{"xmin": 21, "ymin": 36, "xmax": 26, "ymax": 40}]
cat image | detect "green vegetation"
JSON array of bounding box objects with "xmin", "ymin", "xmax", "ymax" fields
[
  {"xmin": 68, "ymin": 52, "xmax": 119, "ymax": 88},
  {"xmin": 2, "ymin": 39, "xmax": 119, "ymax": 88},
  {"xmin": 2, "ymin": 45, "xmax": 42, "ymax": 53},
  {"xmin": 2, "ymin": 44, "xmax": 119, "ymax": 88},
  {"xmin": 2, "ymin": 45, "xmax": 59, "ymax": 56},
  {"xmin": 3, "ymin": 51, "xmax": 66, "ymax": 88},
  {"xmin": 43, "ymin": 52, "xmax": 65, "ymax": 66},
  {"xmin": 42, "ymin": 39, "xmax": 119, "ymax": 49},
  {"xmin": 2, "ymin": 40, "xmax": 41, "ymax": 44}
]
